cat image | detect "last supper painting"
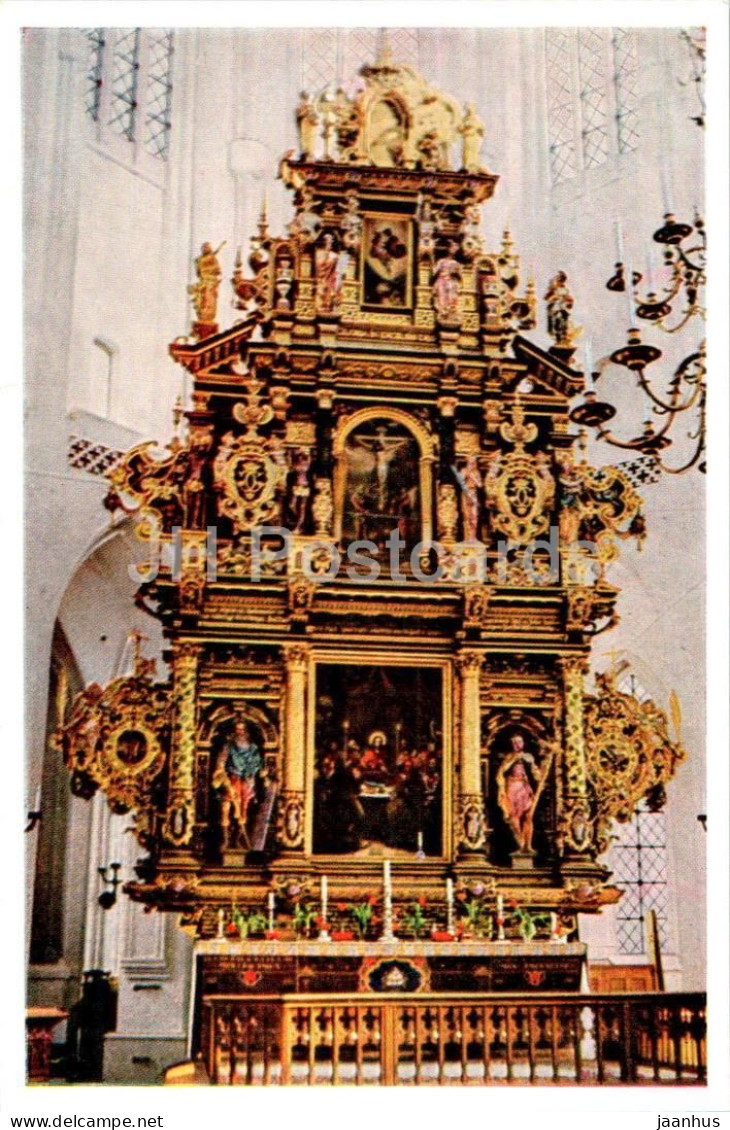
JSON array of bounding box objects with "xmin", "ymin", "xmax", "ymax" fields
[
  {"xmin": 22, "ymin": 20, "xmax": 716, "ymax": 1096},
  {"xmin": 313, "ymin": 664, "xmax": 444, "ymax": 857}
]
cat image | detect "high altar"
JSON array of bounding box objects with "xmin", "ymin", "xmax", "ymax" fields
[{"xmin": 59, "ymin": 49, "xmax": 696, "ymax": 1085}]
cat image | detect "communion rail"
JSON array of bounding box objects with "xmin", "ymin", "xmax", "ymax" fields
[{"xmin": 201, "ymin": 991, "xmax": 706, "ymax": 1086}]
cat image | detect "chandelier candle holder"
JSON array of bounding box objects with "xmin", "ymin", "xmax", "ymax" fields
[
  {"xmin": 318, "ymin": 875, "xmax": 331, "ymax": 941},
  {"xmin": 267, "ymin": 890, "xmax": 276, "ymax": 935},
  {"xmin": 217, "ymin": 908, "xmax": 225, "ymax": 940},
  {"xmin": 380, "ymin": 860, "xmax": 396, "ymax": 942},
  {"xmin": 570, "ymin": 211, "xmax": 706, "ymax": 475}
]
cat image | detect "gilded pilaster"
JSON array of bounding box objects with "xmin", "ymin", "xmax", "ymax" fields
[
  {"xmin": 559, "ymin": 655, "xmax": 592, "ymax": 854},
  {"xmin": 164, "ymin": 642, "xmax": 201, "ymax": 847},
  {"xmin": 455, "ymin": 649, "xmax": 486, "ymax": 853},
  {"xmin": 280, "ymin": 643, "xmax": 310, "ymax": 849}
]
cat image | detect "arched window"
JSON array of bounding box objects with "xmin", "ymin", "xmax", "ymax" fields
[{"xmin": 545, "ymin": 28, "xmax": 639, "ymax": 186}]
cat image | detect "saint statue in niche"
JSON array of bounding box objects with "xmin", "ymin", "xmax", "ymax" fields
[
  {"xmin": 362, "ymin": 217, "xmax": 410, "ymax": 306},
  {"xmin": 432, "ymin": 240, "xmax": 463, "ymax": 321},
  {"xmin": 342, "ymin": 419, "xmax": 420, "ymax": 551},
  {"xmin": 212, "ymin": 718, "xmax": 265, "ymax": 851},
  {"xmin": 494, "ymin": 730, "xmax": 554, "ymax": 856}
]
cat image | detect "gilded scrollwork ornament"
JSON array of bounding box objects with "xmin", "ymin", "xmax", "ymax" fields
[
  {"xmin": 583, "ymin": 671, "xmax": 686, "ymax": 854},
  {"xmin": 484, "ymin": 400, "xmax": 556, "ymax": 545},
  {"xmin": 213, "ymin": 377, "xmax": 286, "ymax": 534},
  {"xmin": 61, "ymin": 662, "xmax": 171, "ymax": 848}
]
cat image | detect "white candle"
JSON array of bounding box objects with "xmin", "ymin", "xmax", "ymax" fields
[
  {"xmin": 217, "ymin": 908, "xmax": 225, "ymax": 939},
  {"xmin": 614, "ymin": 219, "xmax": 624, "ymax": 264},
  {"xmin": 380, "ymin": 859, "xmax": 395, "ymax": 941},
  {"xmin": 550, "ymin": 912, "xmax": 559, "ymax": 941},
  {"xmin": 417, "ymin": 831, "xmax": 423, "ymax": 852},
  {"xmin": 320, "ymin": 875, "xmax": 328, "ymax": 922},
  {"xmin": 446, "ymin": 878, "xmax": 454, "ymax": 936},
  {"xmin": 496, "ymin": 894, "xmax": 505, "ymax": 942}
]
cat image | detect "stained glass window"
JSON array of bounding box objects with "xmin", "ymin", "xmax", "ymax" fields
[
  {"xmin": 612, "ymin": 804, "xmax": 669, "ymax": 955},
  {"xmin": 578, "ymin": 29, "xmax": 609, "ymax": 168},
  {"xmin": 546, "ymin": 29, "xmax": 578, "ymax": 185},
  {"xmin": 83, "ymin": 28, "xmax": 105, "ymax": 122},
  {"xmin": 108, "ymin": 29, "xmax": 140, "ymax": 141},
  {"xmin": 546, "ymin": 28, "xmax": 641, "ymax": 185},
  {"xmin": 302, "ymin": 28, "xmax": 420, "ymax": 91},
  {"xmin": 81, "ymin": 29, "xmax": 174, "ymax": 161},
  {"xmin": 144, "ymin": 30, "xmax": 175, "ymax": 158},
  {"xmin": 613, "ymin": 28, "xmax": 640, "ymax": 154}
]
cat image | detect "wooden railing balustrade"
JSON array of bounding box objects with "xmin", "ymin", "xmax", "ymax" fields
[{"xmin": 200, "ymin": 992, "xmax": 706, "ymax": 1086}]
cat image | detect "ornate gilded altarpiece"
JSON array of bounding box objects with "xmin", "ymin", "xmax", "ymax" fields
[{"xmin": 59, "ymin": 48, "xmax": 687, "ymax": 1077}]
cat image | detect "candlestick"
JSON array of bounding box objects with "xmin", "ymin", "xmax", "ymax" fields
[
  {"xmin": 380, "ymin": 859, "xmax": 395, "ymax": 941},
  {"xmin": 217, "ymin": 908, "xmax": 225, "ymax": 940},
  {"xmin": 446, "ymin": 878, "xmax": 455, "ymax": 937},
  {"xmin": 267, "ymin": 890, "xmax": 275, "ymax": 934},
  {"xmin": 319, "ymin": 875, "xmax": 330, "ymax": 940},
  {"xmin": 416, "ymin": 830, "xmax": 425, "ymax": 860},
  {"xmin": 496, "ymin": 893, "xmax": 505, "ymax": 942},
  {"xmin": 550, "ymin": 911, "xmax": 559, "ymax": 942}
]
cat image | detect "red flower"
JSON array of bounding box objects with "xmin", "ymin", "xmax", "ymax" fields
[
  {"xmin": 509, "ymin": 899, "xmax": 519, "ymax": 909},
  {"xmin": 225, "ymin": 923, "xmax": 238, "ymax": 937},
  {"xmin": 417, "ymin": 896, "xmax": 427, "ymax": 908},
  {"xmin": 365, "ymin": 894, "xmax": 375, "ymax": 906},
  {"xmin": 265, "ymin": 930, "xmax": 279, "ymax": 941},
  {"xmin": 315, "ymin": 916, "xmax": 327, "ymax": 930},
  {"xmin": 455, "ymin": 890, "xmax": 467, "ymax": 902},
  {"xmin": 336, "ymin": 902, "xmax": 348, "ymax": 914}
]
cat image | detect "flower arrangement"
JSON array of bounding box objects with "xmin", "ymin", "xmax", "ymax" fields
[
  {"xmin": 292, "ymin": 899, "xmax": 317, "ymax": 938},
  {"xmin": 454, "ymin": 880, "xmax": 494, "ymax": 938},
  {"xmin": 348, "ymin": 895, "xmax": 376, "ymax": 939},
  {"xmin": 229, "ymin": 905, "xmax": 267, "ymax": 940},
  {"xmin": 401, "ymin": 896, "xmax": 428, "ymax": 938},
  {"xmin": 508, "ymin": 900, "xmax": 551, "ymax": 942}
]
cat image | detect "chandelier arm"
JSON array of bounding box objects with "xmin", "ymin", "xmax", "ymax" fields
[
  {"xmin": 658, "ymin": 305, "xmax": 705, "ymax": 335},
  {"xmin": 634, "ymin": 372, "xmax": 702, "ymax": 417},
  {"xmin": 593, "ymin": 425, "xmax": 657, "ymax": 453},
  {"xmin": 653, "ymin": 433, "xmax": 705, "ymax": 475},
  {"xmin": 673, "ymin": 243, "xmax": 706, "ymax": 275}
]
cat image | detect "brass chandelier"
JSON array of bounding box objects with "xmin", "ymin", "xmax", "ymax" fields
[{"xmin": 570, "ymin": 210, "xmax": 706, "ymax": 476}]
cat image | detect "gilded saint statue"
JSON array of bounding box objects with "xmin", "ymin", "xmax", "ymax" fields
[
  {"xmin": 296, "ymin": 92, "xmax": 319, "ymax": 160},
  {"xmin": 188, "ymin": 241, "xmax": 225, "ymax": 326},
  {"xmin": 433, "ymin": 241, "xmax": 463, "ymax": 322},
  {"xmin": 459, "ymin": 103, "xmax": 485, "ymax": 171},
  {"xmin": 544, "ymin": 271, "xmax": 575, "ymax": 345}
]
